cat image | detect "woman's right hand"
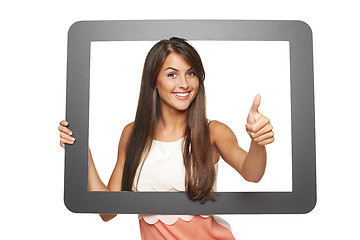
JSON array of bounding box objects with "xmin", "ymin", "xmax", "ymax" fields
[{"xmin": 58, "ymin": 120, "xmax": 76, "ymax": 148}]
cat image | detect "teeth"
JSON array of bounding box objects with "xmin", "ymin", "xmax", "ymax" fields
[{"xmin": 174, "ymin": 92, "xmax": 189, "ymax": 97}]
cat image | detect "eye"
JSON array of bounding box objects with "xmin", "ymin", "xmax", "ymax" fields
[
  {"xmin": 168, "ymin": 72, "xmax": 177, "ymax": 78},
  {"xmin": 187, "ymin": 71, "xmax": 196, "ymax": 76}
]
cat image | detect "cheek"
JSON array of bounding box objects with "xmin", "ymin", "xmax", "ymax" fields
[
  {"xmin": 192, "ymin": 78, "xmax": 200, "ymax": 93},
  {"xmin": 157, "ymin": 78, "xmax": 174, "ymax": 92},
  {"xmin": 156, "ymin": 88, "xmax": 166, "ymax": 100},
  {"xmin": 156, "ymin": 81, "xmax": 173, "ymax": 101}
]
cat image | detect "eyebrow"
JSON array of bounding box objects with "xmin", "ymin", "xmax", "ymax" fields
[{"xmin": 164, "ymin": 67, "xmax": 193, "ymax": 72}]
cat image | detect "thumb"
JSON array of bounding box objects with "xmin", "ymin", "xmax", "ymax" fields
[{"xmin": 250, "ymin": 94, "xmax": 261, "ymax": 112}]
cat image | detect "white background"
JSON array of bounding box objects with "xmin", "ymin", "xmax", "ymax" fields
[{"xmin": 1, "ymin": 0, "xmax": 359, "ymax": 239}]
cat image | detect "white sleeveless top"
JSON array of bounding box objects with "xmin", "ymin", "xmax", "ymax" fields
[
  {"xmin": 132, "ymin": 137, "xmax": 218, "ymax": 192},
  {"xmin": 132, "ymin": 137, "xmax": 231, "ymax": 230}
]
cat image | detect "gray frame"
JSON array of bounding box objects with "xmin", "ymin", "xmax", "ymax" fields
[{"xmin": 65, "ymin": 20, "xmax": 316, "ymax": 214}]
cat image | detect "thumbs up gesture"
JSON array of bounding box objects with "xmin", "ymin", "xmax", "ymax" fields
[{"xmin": 245, "ymin": 94, "xmax": 274, "ymax": 145}]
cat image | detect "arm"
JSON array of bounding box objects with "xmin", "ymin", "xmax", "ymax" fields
[
  {"xmin": 98, "ymin": 122, "xmax": 134, "ymax": 222},
  {"xmin": 210, "ymin": 121, "xmax": 268, "ymax": 182},
  {"xmin": 59, "ymin": 120, "xmax": 133, "ymax": 221},
  {"xmin": 210, "ymin": 95, "xmax": 274, "ymax": 183},
  {"xmin": 241, "ymin": 140, "xmax": 266, "ymax": 182},
  {"xmin": 87, "ymin": 149, "xmax": 116, "ymax": 221},
  {"xmin": 88, "ymin": 149, "xmax": 109, "ymax": 191}
]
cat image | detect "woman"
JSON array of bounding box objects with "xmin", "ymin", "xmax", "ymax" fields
[{"xmin": 59, "ymin": 37, "xmax": 274, "ymax": 239}]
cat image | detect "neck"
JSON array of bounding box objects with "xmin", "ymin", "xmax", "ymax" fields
[{"xmin": 155, "ymin": 104, "xmax": 188, "ymax": 140}]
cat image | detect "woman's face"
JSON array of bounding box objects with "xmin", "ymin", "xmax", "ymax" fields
[{"xmin": 156, "ymin": 52, "xmax": 199, "ymax": 112}]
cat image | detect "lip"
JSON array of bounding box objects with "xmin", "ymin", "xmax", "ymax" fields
[{"xmin": 172, "ymin": 91, "xmax": 191, "ymax": 100}]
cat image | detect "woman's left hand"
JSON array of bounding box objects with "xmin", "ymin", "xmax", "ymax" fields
[{"xmin": 245, "ymin": 94, "xmax": 275, "ymax": 145}]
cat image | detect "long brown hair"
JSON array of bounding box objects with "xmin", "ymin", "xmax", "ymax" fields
[{"xmin": 121, "ymin": 37, "xmax": 216, "ymax": 203}]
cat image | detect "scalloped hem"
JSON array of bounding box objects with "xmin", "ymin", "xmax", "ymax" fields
[{"xmin": 139, "ymin": 214, "xmax": 210, "ymax": 225}]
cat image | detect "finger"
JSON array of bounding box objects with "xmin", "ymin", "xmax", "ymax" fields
[
  {"xmin": 246, "ymin": 129, "xmax": 254, "ymax": 139},
  {"xmin": 60, "ymin": 140, "xmax": 69, "ymax": 149},
  {"xmin": 250, "ymin": 94, "xmax": 261, "ymax": 112},
  {"xmin": 257, "ymin": 137, "xmax": 275, "ymax": 145},
  {"xmin": 58, "ymin": 125, "xmax": 73, "ymax": 135},
  {"xmin": 60, "ymin": 132, "xmax": 76, "ymax": 142},
  {"xmin": 251, "ymin": 123, "xmax": 273, "ymax": 139},
  {"xmin": 246, "ymin": 126, "xmax": 273, "ymax": 141},
  {"xmin": 253, "ymin": 130, "xmax": 274, "ymax": 143},
  {"xmin": 60, "ymin": 138, "xmax": 75, "ymax": 148},
  {"xmin": 60, "ymin": 120, "xmax": 69, "ymax": 126},
  {"xmin": 246, "ymin": 116, "xmax": 270, "ymax": 133}
]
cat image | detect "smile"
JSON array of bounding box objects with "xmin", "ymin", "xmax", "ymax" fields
[{"xmin": 173, "ymin": 91, "xmax": 190, "ymax": 100}]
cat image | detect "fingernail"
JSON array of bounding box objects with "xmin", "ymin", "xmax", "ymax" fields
[
  {"xmin": 72, "ymin": 137, "xmax": 75, "ymax": 141},
  {"xmin": 69, "ymin": 131, "xmax": 72, "ymax": 135}
]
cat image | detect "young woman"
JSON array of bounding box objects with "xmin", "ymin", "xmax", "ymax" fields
[{"xmin": 59, "ymin": 37, "xmax": 274, "ymax": 239}]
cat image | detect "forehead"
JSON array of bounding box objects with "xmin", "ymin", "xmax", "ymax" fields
[{"xmin": 161, "ymin": 52, "xmax": 192, "ymax": 70}]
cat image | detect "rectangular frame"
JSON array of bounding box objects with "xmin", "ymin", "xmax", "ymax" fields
[{"xmin": 65, "ymin": 20, "xmax": 316, "ymax": 214}]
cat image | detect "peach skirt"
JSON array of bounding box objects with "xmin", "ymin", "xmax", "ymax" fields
[{"xmin": 139, "ymin": 215, "xmax": 235, "ymax": 240}]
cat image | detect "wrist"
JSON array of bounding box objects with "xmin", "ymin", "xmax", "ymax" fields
[{"xmin": 250, "ymin": 140, "xmax": 265, "ymax": 149}]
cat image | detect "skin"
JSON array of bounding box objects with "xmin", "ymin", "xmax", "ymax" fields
[
  {"xmin": 153, "ymin": 53, "xmax": 199, "ymax": 141},
  {"xmin": 58, "ymin": 52, "xmax": 274, "ymax": 222}
]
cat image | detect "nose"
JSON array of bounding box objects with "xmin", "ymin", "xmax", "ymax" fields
[{"xmin": 178, "ymin": 74, "xmax": 189, "ymax": 90}]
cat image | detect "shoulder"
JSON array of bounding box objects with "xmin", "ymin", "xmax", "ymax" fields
[
  {"xmin": 209, "ymin": 120, "xmax": 234, "ymax": 136},
  {"xmin": 209, "ymin": 120, "xmax": 235, "ymax": 144},
  {"xmin": 123, "ymin": 122, "xmax": 134, "ymax": 134},
  {"xmin": 209, "ymin": 120, "xmax": 237, "ymax": 143},
  {"xmin": 119, "ymin": 122, "xmax": 134, "ymax": 145}
]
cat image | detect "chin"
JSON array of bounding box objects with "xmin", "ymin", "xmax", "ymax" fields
[{"xmin": 175, "ymin": 105, "xmax": 191, "ymax": 112}]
